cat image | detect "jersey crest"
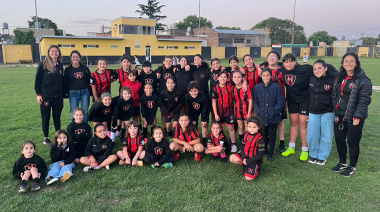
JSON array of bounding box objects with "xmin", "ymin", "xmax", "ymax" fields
[
  {"xmin": 74, "ymin": 72, "xmax": 83, "ymax": 80},
  {"xmin": 145, "ymin": 78, "xmax": 153, "ymax": 83},
  {"xmin": 349, "ymin": 82, "xmax": 354, "ymax": 89},
  {"xmin": 75, "ymin": 129, "xmax": 84, "ymax": 134},
  {"xmin": 192, "ymin": 102, "xmax": 200, "ymax": 110},
  {"xmin": 212, "ymin": 73, "xmax": 218, "ymax": 81},
  {"xmin": 285, "ymin": 74, "xmax": 296, "ymax": 86},
  {"xmin": 123, "ymin": 105, "xmax": 130, "ymax": 111},
  {"xmin": 324, "ymin": 84, "xmax": 331, "ymax": 90},
  {"xmin": 103, "ymin": 108, "xmax": 111, "ymax": 115},
  {"xmin": 154, "ymin": 147, "xmax": 163, "ymax": 155},
  {"xmin": 147, "ymin": 101, "xmax": 154, "ymax": 108}
]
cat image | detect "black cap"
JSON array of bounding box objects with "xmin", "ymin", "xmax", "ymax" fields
[{"xmin": 142, "ymin": 60, "xmax": 151, "ymax": 67}]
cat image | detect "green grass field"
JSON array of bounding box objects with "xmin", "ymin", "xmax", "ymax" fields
[{"xmin": 0, "ymin": 57, "xmax": 379, "ymax": 211}]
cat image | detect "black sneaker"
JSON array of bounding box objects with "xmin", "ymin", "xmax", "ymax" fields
[
  {"xmin": 83, "ymin": 166, "xmax": 95, "ymax": 172},
  {"xmin": 43, "ymin": 137, "xmax": 52, "ymax": 146},
  {"xmin": 221, "ymin": 157, "xmax": 228, "ymax": 163},
  {"xmin": 340, "ymin": 166, "xmax": 356, "ymax": 177},
  {"xmin": 19, "ymin": 182, "xmax": 27, "ymax": 193},
  {"xmin": 316, "ymin": 159, "xmax": 326, "ymax": 166},
  {"xmin": 308, "ymin": 157, "xmax": 317, "ymax": 164},
  {"xmin": 31, "ymin": 182, "xmax": 40, "ymax": 191},
  {"xmin": 332, "ymin": 163, "xmax": 348, "ymax": 172},
  {"xmin": 277, "ymin": 144, "xmax": 285, "ymax": 153},
  {"xmin": 210, "ymin": 155, "xmax": 218, "ymax": 161}
]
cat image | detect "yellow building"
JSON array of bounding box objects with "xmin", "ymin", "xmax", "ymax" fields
[{"xmin": 40, "ymin": 17, "xmax": 202, "ymax": 64}]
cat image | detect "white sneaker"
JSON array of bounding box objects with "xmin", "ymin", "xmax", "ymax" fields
[
  {"xmin": 231, "ymin": 145, "xmax": 237, "ymax": 153},
  {"xmin": 83, "ymin": 166, "xmax": 94, "ymax": 172},
  {"xmin": 46, "ymin": 176, "xmax": 59, "ymax": 185},
  {"xmin": 105, "ymin": 165, "xmax": 110, "ymax": 170}
]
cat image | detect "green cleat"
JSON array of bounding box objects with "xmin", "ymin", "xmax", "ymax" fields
[
  {"xmin": 163, "ymin": 162, "xmax": 173, "ymax": 168},
  {"xmin": 300, "ymin": 151, "xmax": 309, "ymax": 161},
  {"xmin": 282, "ymin": 147, "xmax": 295, "ymax": 156},
  {"xmin": 151, "ymin": 164, "xmax": 156, "ymax": 168}
]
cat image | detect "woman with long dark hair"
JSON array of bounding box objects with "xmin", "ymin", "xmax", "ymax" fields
[
  {"xmin": 35, "ymin": 45, "xmax": 64, "ymax": 146},
  {"xmin": 64, "ymin": 50, "xmax": 91, "ymax": 123},
  {"xmin": 331, "ymin": 53, "xmax": 372, "ymax": 177}
]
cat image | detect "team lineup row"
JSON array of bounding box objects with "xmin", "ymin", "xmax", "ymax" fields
[{"xmin": 13, "ymin": 45, "xmax": 372, "ymax": 192}]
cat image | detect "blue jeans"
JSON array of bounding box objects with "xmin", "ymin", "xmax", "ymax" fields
[
  {"xmin": 307, "ymin": 112, "xmax": 334, "ymax": 160},
  {"xmin": 45, "ymin": 161, "xmax": 75, "ymax": 181},
  {"xmin": 69, "ymin": 88, "xmax": 90, "ymax": 123}
]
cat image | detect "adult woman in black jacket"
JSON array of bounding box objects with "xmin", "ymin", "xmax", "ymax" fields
[
  {"xmin": 331, "ymin": 53, "xmax": 372, "ymax": 177},
  {"xmin": 35, "ymin": 45, "xmax": 64, "ymax": 146},
  {"xmin": 307, "ymin": 60, "xmax": 338, "ymax": 166},
  {"xmin": 63, "ymin": 50, "xmax": 92, "ymax": 123}
]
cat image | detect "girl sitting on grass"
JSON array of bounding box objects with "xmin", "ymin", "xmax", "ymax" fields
[
  {"xmin": 46, "ymin": 130, "xmax": 76, "ymax": 185},
  {"xmin": 144, "ymin": 127, "xmax": 174, "ymax": 168}
]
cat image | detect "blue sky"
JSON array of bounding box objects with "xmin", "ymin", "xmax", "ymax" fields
[{"xmin": 1, "ymin": 0, "xmax": 379, "ymax": 39}]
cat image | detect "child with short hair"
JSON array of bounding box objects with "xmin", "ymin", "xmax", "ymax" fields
[
  {"xmin": 13, "ymin": 141, "xmax": 47, "ymax": 192},
  {"xmin": 160, "ymin": 76, "xmax": 184, "ymax": 138},
  {"xmin": 67, "ymin": 107, "xmax": 92, "ymax": 163},
  {"xmin": 170, "ymin": 113, "xmax": 204, "ymax": 161},
  {"xmin": 209, "ymin": 58, "xmax": 223, "ymax": 95},
  {"xmin": 254, "ymin": 69, "xmax": 285, "ymax": 161},
  {"xmin": 121, "ymin": 71, "xmax": 142, "ymax": 128},
  {"xmin": 185, "ymin": 81, "xmax": 209, "ymax": 147},
  {"xmin": 138, "ymin": 60, "xmax": 158, "ymax": 94},
  {"xmin": 232, "ymin": 70, "xmax": 253, "ymax": 144},
  {"xmin": 211, "ymin": 70, "xmax": 237, "ymax": 152},
  {"xmin": 229, "ymin": 116, "xmax": 265, "ymax": 181},
  {"xmin": 88, "ymin": 92, "xmax": 113, "ymax": 128},
  {"xmin": 191, "ymin": 54, "xmax": 210, "ymax": 97},
  {"xmin": 174, "ymin": 56, "xmax": 193, "ymax": 96},
  {"xmin": 144, "ymin": 127, "xmax": 174, "ymax": 168},
  {"xmin": 117, "ymin": 121, "xmax": 147, "ymax": 166},
  {"xmin": 90, "ymin": 58, "xmax": 115, "ymax": 102},
  {"xmin": 204, "ymin": 122, "xmax": 231, "ymax": 163},
  {"xmin": 46, "ymin": 130, "xmax": 76, "ymax": 185},
  {"xmin": 111, "ymin": 86, "xmax": 134, "ymax": 141},
  {"xmin": 80, "ymin": 123, "xmax": 117, "ymax": 171},
  {"xmin": 140, "ymin": 83, "xmax": 159, "ymax": 138},
  {"xmin": 114, "ymin": 55, "xmax": 134, "ymax": 91}
]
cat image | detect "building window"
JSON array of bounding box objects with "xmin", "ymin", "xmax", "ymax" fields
[
  {"xmin": 234, "ymin": 39, "xmax": 244, "ymax": 43},
  {"xmin": 119, "ymin": 24, "xmax": 155, "ymax": 35},
  {"xmin": 135, "ymin": 40, "xmax": 140, "ymax": 49},
  {"xmin": 83, "ymin": 45, "xmax": 99, "ymax": 48},
  {"xmin": 58, "ymin": 44, "xmax": 75, "ymax": 48},
  {"xmin": 158, "ymin": 46, "xmax": 164, "ymax": 49},
  {"xmin": 167, "ymin": 46, "xmax": 178, "ymax": 49},
  {"xmin": 185, "ymin": 46, "xmax": 195, "ymax": 49},
  {"xmin": 111, "ymin": 45, "xmax": 118, "ymax": 49},
  {"xmin": 246, "ymin": 39, "xmax": 251, "ymax": 44}
]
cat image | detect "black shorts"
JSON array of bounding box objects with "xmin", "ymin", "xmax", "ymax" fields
[
  {"xmin": 165, "ymin": 111, "xmax": 180, "ymax": 123},
  {"xmin": 281, "ymin": 108, "xmax": 288, "ymax": 119},
  {"xmin": 133, "ymin": 106, "xmax": 140, "ymax": 117},
  {"xmin": 288, "ymin": 101, "xmax": 309, "ymax": 115},
  {"xmin": 233, "ymin": 153, "xmax": 260, "ymax": 179},
  {"xmin": 219, "ymin": 116, "xmax": 234, "ymax": 126}
]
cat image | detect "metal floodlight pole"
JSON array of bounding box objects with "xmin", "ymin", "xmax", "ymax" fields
[
  {"xmin": 198, "ymin": 0, "xmax": 200, "ymax": 40},
  {"xmin": 35, "ymin": 0, "xmax": 42, "ymax": 62},
  {"xmin": 291, "ymin": 0, "xmax": 296, "ymax": 52}
]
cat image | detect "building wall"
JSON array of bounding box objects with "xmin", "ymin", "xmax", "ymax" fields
[
  {"xmin": 111, "ymin": 17, "xmax": 156, "ymax": 37},
  {"xmin": 358, "ymin": 47, "xmax": 370, "ymax": 57},
  {"xmin": 2, "ymin": 45, "xmax": 33, "ymax": 64},
  {"xmin": 211, "ymin": 47, "xmax": 225, "ymax": 59},
  {"xmin": 195, "ymin": 28, "xmax": 218, "ymax": 47},
  {"xmin": 261, "ymin": 47, "xmax": 272, "ymax": 58},
  {"xmin": 317, "ymin": 47, "xmax": 326, "ymax": 57},
  {"xmin": 300, "ymin": 47, "xmax": 310, "ymax": 57},
  {"xmin": 281, "ymin": 48, "xmax": 292, "ymax": 57},
  {"xmin": 237, "ymin": 47, "xmax": 250, "ymax": 58}
]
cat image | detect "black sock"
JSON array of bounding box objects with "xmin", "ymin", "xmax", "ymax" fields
[
  {"xmin": 239, "ymin": 134, "xmax": 244, "ymax": 144},
  {"xmin": 120, "ymin": 129, "xmax": 126, "ymax": 138},
  {"xmin": 33, "ymin": 178, "xmax": 40, "ymax": 184},
  {"xmin": 139, "ymin": 125, "xmax": 142, "ymax": 131},
  {"xmin": 21, "ymin": 180, "xmax": 27, "ymax": 185},
  {"xmin": 280, "ymin": 140, "xmax": 284, "ymax": 146},
  {"xmin": 202, "ymin": 137, "xmax": 207, "ymax": 144},
  {"xmin": 234, "ymin": 123, "xmax": 238, "ymax": 132},
  {"xmin": 168, "ymin": 130, "xmax": 173, "ymax": 137},
  {"xmin": 143, "ymin": 127, "xmax": 148, "ymax": 138},
  {"xmin": 117, "ymin": 125, "xmax": 121, "ymax": 131}
]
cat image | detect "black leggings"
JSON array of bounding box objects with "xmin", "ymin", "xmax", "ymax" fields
[
  {"xmin": 334, "ymin": 119, "xmax": 364, "ymax": 167},
  {"xmin": 264, "ymin": 124, "xmax": 278, "ymax": 157},
  {"xmin": 40, "ymin": 96, "xmax": 63, "ymax": 137}
]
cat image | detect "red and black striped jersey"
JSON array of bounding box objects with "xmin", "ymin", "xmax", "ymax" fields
[
  {"xmin": 233, "ymin": 85, "xmax": 253, "ymax": 119},
  {"xmin": 267, "ymin": 66, "xmax": 286, "ymax": 96},
  {"xmin": 211, "ymin": 82, "xmax": 234, "ymax": 117},
  {"xmin": 241, "ymin": 132, "xmax": 265, "ymax": 165},
  {"xmin": 90, "ymin": 69, "xmax": 114, "ymax": 96},
  {"xmin": 122, "ymin": 135, "xmax": 146, "ymax": 153},
  {"xmin": 174, "ymin": 123, "xmax": 199, "ymax": 143},
  {"xmin": 244, "ymin": 67, "xmax": 261, "ymax": 88},
  {"xmin": 207, "ymin": 132, "xmax": 225, "ymax": 146}
]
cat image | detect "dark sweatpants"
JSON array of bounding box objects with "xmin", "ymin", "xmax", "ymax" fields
[
  {"xmin": 264, "ymin": 124, "xmax": 278, "ymax": 157},
  {"xmin": 40, "ymin": 96, "xmax": 63, "ymax": 137},
  {"xmin": 334, "ymin": 119, "xmax": 364, "ymax": 167},
  {"xmin": 144, "ymin": 154, "xmax": 174, "ymax": 165}
]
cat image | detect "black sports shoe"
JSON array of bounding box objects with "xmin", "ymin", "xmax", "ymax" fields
[
  {"xmin": 31, "ymin": 182, "xmax": 40, "ymax": 191},
  {"xmin": 43, "ymin": 137, "xmax": 52, "ymax": 146},
  {"xmin": 210, "ymin": 155, "xmax": 218, "ymax": 161},
  {"xmin": 308, "ymin": 157, "xmax": 317, "ymax": 164},
  {"xmin": 340, "ymin": 166, "xmax": 356, "ymax": 177},
  {"xmin": 19, "ymin": 181, "xmax": 27, "ymax": 193},
  {"xmin": 332, "ymin": 163, "xmax": 348, "ymax": 172},
  {"xmin": 221, "ymin": 157, "xmax": 228, "ymax": 163},
  {"xmin": 277, "ymin": 144, "xmax": 285, "ymax": 153}
]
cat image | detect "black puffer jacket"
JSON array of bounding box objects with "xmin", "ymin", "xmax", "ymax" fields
[
  {"xmin": 309, "ymin": 65, "xmax": 338, "ymax": 114},
  {"xmin": 332, "ymin": 69, "xmax": 372, "ymax": 121}
]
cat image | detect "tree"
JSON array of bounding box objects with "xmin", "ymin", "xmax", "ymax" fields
[
  {"xmin": 215, "ymin": 26, "xmax": 241, "ymax": 30},
  {"xmin": 136, "ymin": 0, "xmax": 167, "ymax": 30},
  {"xmin": 307, "ymin": 30, "xmax": 337, "ymax": 46},
  {"xmin": 13, "ymin": 30, "xmax": 36, "ymax": 45},
  {"xmin": 360, "ymin": 37, "xmax": 378, "ymax": 46},
  {"xmin": 28, "ymin": 16, "xmax": 63, "ymax": 35},
  {"xmin": 252, "ymin": 17, "xmax": 306, "ymax": 44},
  {"xmin": 175, "ymin": 15, "xmax": 213, "ymax": 30}
]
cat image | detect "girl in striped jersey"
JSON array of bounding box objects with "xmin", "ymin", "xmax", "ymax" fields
[
  {"xmin": 204, "ymin": 122, "xmax": 230, "ymax": 163},
  {"xmin": 229, "ymin": 116, "xmax": 265, "ymax": 181},
  {"xmin": 90, "ymin": 58, "xmax": 115, "ymax": 102},
  {"xmin": 114, "ymin": 56, "xmax": 135, "ymax": 91},
  {"xmin": 242, "ymin": 54, "xmax": 262, "ymax": 88}
]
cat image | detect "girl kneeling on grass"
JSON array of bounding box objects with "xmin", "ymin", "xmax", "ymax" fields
[
  {"xmin": 80, "ymin": 123, "xmax": 117, "ymax": 172},
  {"xmin": 46, "ymin": 130, "xmax": 76, "ymax": 185},
  {"xmin": 144, "ymin": 127, "xmax": 174, "ymax": 168},
  {"xmin": 117, "ymin": 121, "xmax": 147, "ymax": 166},
  {"xmin": 229, "ymin": 116, "xmax": 265, "ymax": 181},
  {"xmin": 204, "ymin": 121, "xmax": 231, "ymax": 163},
  {"xmin": 170, "ymin": 113, "xmax": 204, "ymax": 161},
  {"xmin": 13, "ymin": 141, "xmax": 47, "ymax": 192}
]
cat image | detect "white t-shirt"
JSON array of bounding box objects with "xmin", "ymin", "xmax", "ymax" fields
[
  {"xmin": 135, "ymin": 58, "xmax": 140, "ymax": 65},
  {"xmin": 303, "ymin": 55, "xmax": 308, "ymax": 63}
]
